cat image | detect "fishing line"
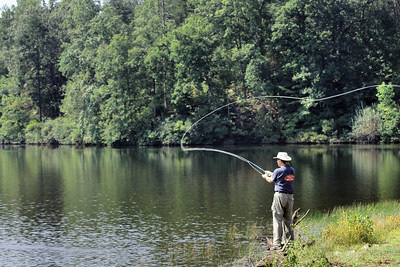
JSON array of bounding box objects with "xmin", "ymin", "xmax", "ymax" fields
[{"xmin": 180, "ymin": 84, "xmax": 400, "ymax": 174}]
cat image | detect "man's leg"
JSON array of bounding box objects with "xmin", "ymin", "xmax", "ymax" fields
[
  {"xmin": 272, "ymin": 210, "xmax": 283, "ymax": 246},
  {"xmin": 283, "ymin": 195, "xmax": 294, "ymax": 241},
  {"xmin": 271, "ymin": 192, "xmax": 286, "ymax": 246}
]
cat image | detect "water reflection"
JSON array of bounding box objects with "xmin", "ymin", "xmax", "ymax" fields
[{"xmin": 0, "ymin": 145, "xmax": 399, "ymax": 265}]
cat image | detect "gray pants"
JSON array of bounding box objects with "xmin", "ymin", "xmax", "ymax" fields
[{"xmin": 271, "ymin": 192, "xmax": 294, "ymax": 246}]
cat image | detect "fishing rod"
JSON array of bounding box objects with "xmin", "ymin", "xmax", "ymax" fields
[
  {"xmin": 180, "ymin": 84, "xmax": 400, "ymax": 174},
  {"xmin": 183, "ymin": 147, "xmax": 266, "ymax": 174}
]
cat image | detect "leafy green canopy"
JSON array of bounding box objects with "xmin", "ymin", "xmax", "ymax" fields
[{"xmin": 0, "ymin": 0, "xmax": 400, "ymax": 145}]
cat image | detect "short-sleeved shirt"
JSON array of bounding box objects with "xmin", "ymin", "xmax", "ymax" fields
[{"xmin": 271, "ymin": 165, "xmax": 295, "ymax": 194}]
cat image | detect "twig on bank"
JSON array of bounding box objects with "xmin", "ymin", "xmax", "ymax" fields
[
  {"xmin": 281, "ymin": 234, "xmax": 292, "ymax": 251},
  {"xmin": 294, "ymin": 209, "xmax": 310, "ymax": 227},
  {"xmin": 249, "ymin": 256, "xmax": 255, "ymax": 267},
  {"xmin": 292, "ymin": 208, "xmax": 301, "ymax": 225}
]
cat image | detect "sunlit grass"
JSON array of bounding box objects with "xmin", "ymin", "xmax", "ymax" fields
[
  {"xmin": 167, "ymin": 201, "xmax": 400, "ymax": 266},
  {"xmin": 323, "ymin": 211, "xmax": 376, "ymax": 245},
  {"xmin": 280, "ymin": 200, "xmax": 400, "ymax": 266}
]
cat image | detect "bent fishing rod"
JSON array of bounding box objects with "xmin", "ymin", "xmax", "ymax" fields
[{"xmin": 180, "ymin": 84, "xmax": 400, "ymax": 175}]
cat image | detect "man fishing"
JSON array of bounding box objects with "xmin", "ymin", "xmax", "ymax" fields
[{"xmin": 262, "ymin": 152, "xmax": 295, "ymax": 250}]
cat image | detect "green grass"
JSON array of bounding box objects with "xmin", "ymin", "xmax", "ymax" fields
[
  {"xmin": 255, "ymin": 200, "xmax": 400, "ymax": 266},
  {"xmin": 166, "ymin": 201, "xmax": 400, "ymax": 266}
]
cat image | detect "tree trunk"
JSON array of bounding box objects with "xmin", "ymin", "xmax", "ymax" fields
[{"xmin": 36, "ymin": 43, "xmax": 42, "ymax": 122}]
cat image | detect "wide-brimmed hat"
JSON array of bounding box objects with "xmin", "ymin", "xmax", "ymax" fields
[{"xmin": 273, "ymin": 152, "xmax": 292, "ymax": 161}]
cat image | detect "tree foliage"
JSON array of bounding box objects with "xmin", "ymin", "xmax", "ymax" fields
[
  {"xmin": 1, "ymin": 0, "xmax": 400, "ymax": 145},
  {"xmin": 0, "ymin": 94, "xmax": 31, "ymax": 143},
  {"xmin": 376, "ymin": 83, "xmax": 400, "ymax": 142},
  {"xmin": 8, "ymin": 0, "xmax": 66, "ymax": 121}
]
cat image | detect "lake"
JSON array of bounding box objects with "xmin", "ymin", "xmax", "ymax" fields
[{"xmin": 0, "ymin": 145, "xmax": 399, "ymax": 265}]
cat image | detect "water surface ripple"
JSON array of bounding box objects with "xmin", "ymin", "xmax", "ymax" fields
[{"xmin": 0, "ymin": 145, "xmax": 399, "ymax": 265}]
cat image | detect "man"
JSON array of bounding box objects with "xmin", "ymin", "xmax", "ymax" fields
[{"xmin": 262, "ymin": 152, "xmax": 295, "ymax": 250}]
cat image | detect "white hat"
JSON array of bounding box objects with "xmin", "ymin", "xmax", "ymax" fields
[{"xmin": 273, "ymin": 152, "xmax": 292, "ymax": 161}]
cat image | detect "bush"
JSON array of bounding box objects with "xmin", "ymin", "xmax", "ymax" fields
[
  {"xmin": 51, "ymin": 117, "xmax": 81, "ymax": 144},
  {"xmin": 373, "ymin": 214, "xmax": 400, "ymax": 243},
  {"xmin": 25, "ymin": 120, "xmax": 43, "ymax": 144},
  {"xmin": 138, "ymin": 116, "xmax": 192, "ymax": 146},
  {"xmin": 290, "ymin": 131, "xmax": 329, "ymax": 143},
  {"xmin": 351, "ymin": 106, "xmax": 381, "ymax": 143},
  {"xmin": 158, "ymin": 117, "xmax": 188, "ymax": 145},
  {"xmin": 321, "ymin": 119, "xmax": 336, "ymax": 136},
  {"xmin": 0, "ymin": 94, "xmax": 31, "ymax": 143},
  {"xmin": 25, "ymin": 117, "xmax": 81, "ymax": 145},
  {"xmin": 323, "ymin": 211, "xmax": 376, "ymax": 246}
]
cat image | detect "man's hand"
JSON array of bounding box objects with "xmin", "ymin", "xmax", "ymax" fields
[{"xmin": 262, "ymin": 170, "xmax": 274, "ymax": 183}]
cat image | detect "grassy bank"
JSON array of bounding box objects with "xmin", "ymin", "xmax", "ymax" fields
[
  {"xmin": 250, "ymin": 200, "xmax": 400, "ymax": 266},
  {"xmin": 165, "ymin": 201, "xmax": 400, "ymax": 265}
]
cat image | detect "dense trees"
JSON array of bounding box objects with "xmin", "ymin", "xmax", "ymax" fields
[
  {"xmin": 0, "ymin": 0, "xmax": 399, "ymax": 145},
  {"xmin": 9, "ymin": 0, "xmax": 65, "ymax": 120}
]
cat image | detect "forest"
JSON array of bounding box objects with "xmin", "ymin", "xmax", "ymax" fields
[{"xmin": 1, "ymin": 0, "xmax": 400, "ymax": 146}]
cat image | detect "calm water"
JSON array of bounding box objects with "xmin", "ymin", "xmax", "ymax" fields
[{"xmin": 0, "ymin": 145, "xmax": 399, "ymax": 265}]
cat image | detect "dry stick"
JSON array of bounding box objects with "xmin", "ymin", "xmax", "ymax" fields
[
  {"xmin": 281, "ymin": 234, "xmax": 292, "ymax": 251},
  {"xmin": 292, "ymin": 208, "xmax": 301, "ymax": 225},
  {"xmin": 294, "ymin": 209, "xmax": 310, "ymax": 227},
  {"xmin": 281, "ymin": 209, "xmax": 311, "ymax": 251},
  {"xmin": 249, "ymin": 256, "xmax": 255, "ymax": 267}
]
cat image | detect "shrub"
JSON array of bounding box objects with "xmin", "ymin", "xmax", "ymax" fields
[
  {"xmin": 323, "ymin": 211, "xmax": 376, "ymax": 246},
  {"xmin": 138, "ymin": 116, "xmax": 192, "ymax": 146},
  {"xmin": 25, "ymin": 120, "xmax": 43, "ymax": 144},
  {"xmin": 321, "ymin": 119, "xmax": 336, "ymax": 136},
  {"xmin": 158, "ymin": 117, "xmax": 188, "ymax": 145},
  {"xmin": 0, "ymin": 94, "xmax": 31, "ymax": 143},
  {"xmin": 291, "ymin": 131, "xmax": 329, "ymax": 143},
  {"xmin": 25, "ymin": 117, "xmax": 81, "ymax": 145},
  {"xmin": 51, "ymin": 117, "xmax": 81, "ymax": 144},
  {"xmin": 351, "ymin": 106, "xmax": 381, "ymax": 143},
  {"xmin": 374, "ymin": 214, "xmax": 400, "ymax": 242}
]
